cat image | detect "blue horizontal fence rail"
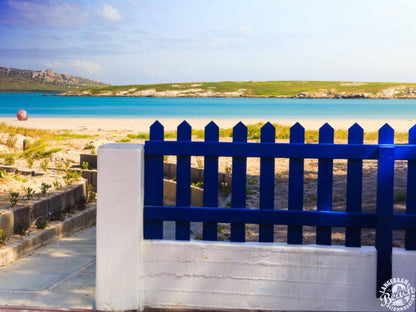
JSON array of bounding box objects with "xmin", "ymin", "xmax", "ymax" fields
[{"xmin": 143, "ymin": 120, "xmax": 416, "ymax": 297}]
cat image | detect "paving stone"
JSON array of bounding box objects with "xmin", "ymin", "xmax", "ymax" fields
[
  {"xmin": 0, "ymin": 271, "xmax": 67, "ymax": 291},
  {"xmin": 0, "ymin": 227, "xmax": 96, "ymax": 309},
  {"xmin": 0, "ymin": 290, "xmax": 41, "ymax": 305},
  {"xmin": 29, "ymin": 293, "xmax": 94, "ymax": 310}
]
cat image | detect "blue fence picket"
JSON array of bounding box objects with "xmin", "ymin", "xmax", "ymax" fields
[
  {"xmin": 288, "ymin": 123, "xmax": 305, "ymax": 244},
  {"xmin": 259, "ymin": 122, "xmax": 275, "ymax": 242},
  {"xmin": 406, "ymin": 125, "xmax": 416, "ymax": 250},
  {"xmin": 376, "ymin": 124, "xmax": 394, "ymax": 296},
  {"xmin": 175, "ymin": 121, "xmax": 192, "ymax": 240},
  {"xmin": 203, "ymin": 121, "xmax": 219, "ymax": 241},
  {"xmin": 231, "ymin": 122, "xmax": 247, "ymax": 242},
  {"xmin": 316, "ymin": 123, "xmax": 334, "ymax": 245},
  {"xmin": 346, "ymin": 123, "xmax": 364, "ymax": 247},
  {"xmin": 144, "ymin": 121, "xmax": 164, "ymax": 239}
]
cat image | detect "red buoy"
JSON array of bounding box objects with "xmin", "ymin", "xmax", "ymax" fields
[{"xmin": 17, "ymin": 110, "xmax": 28, "ymax": 121}]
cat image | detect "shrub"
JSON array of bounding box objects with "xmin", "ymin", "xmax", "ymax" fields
[
  {"xmin": 64, "ymin": 204, "xmax": 75, "ymax": 214},
  {"xmin": 64, "ymin": 160, "xmax": 72, "ymax": 172},
  {"xmin": 0, "ymin": 169, "xmax": 6, "ymax": 179},
  {"xmin": 84, "ymin": 143, "xmax": 95, "ymax": 150},
  {"xmin": 63, "ymin": 172, "xmax": 73, "ymax": 185},
  {"xmin": 0, "ymin": 229, "xmax": 7, "ymax": 245},
  {"xmin": 49, "ymin": 209, "xmax": 65, "ymax": 221},
  {"xmin": 23, "ymin": 186, "xmax": 35, "ymax": 200},
  {"xmin": 84, "ymin": 143, "xmax": 96, "ymax": 154},
  {"xmin": 394, "ymin": 192, "xmax": 406, "ymax": 203},
  {"xmin": 6, "ymin": 134, "xmax": 17, "ymax": 148},
  {"xmin": 82, "ymin": 161, "xmax": 89, "ymax": 170},
  {"xmin": 27, "ymin": 158, "xmax": 34, "ymax": 169},
  {"xmin": 72, "ymin": 170, "xmax": 82, "ymax": 182},
  {"xmin": 191, "ymin": 181, "xmax": 204, "ymax": 188},
  {"xmin": 55, "ymin": 161, "xmax": 63, "ymax": 173},
  {"xmin": 4, "ymin": 154, "xmax": 15, "ymax": 166},
  {"xmin": 35, "ymin": 216, "xmax": 48, "ymax": 229},
  {"xmin": 40, "ymin": 182, "xmax": 51, "ymax": 195},
  {"xmin": 13, "ymin": 174, "xmax": 28, "ymax": 182},
  {"xmin": 88, "ymin": 184, "xmax": 96, "ymax": 203},
  {"xmin": 53, "ymin": 180, "xmax": 62, "ymax": 190},
  {"xmin": 40, "ymin": 159, "xmax": 49, "ymax": 172},
  {"xmin": 196, "ymin": 157, "xmax": 203, "ymax": 169},
  {"xmin": 9, "ymin": 191, "xmax": 19, "ymax": 207},
  {"xmin": 15, "ymin": 222, "xmax": 30, "ymax": 236}
]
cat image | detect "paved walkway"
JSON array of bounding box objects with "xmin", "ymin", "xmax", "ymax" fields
[
  {"xmin": 0, "ymin": 221, "xmax": 201, "ymax": 310},
  {"xmin": 0, "ymin": 228, "xmax": 96, "ymax": 310}
]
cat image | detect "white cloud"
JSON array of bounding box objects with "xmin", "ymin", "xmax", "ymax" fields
[
  {"xmin": 46, "ymin": 59, "xmax": 102, "ymax": 76},
  {"xmin": 100, "ymin": 4, "xmax": 123, "ymax": 22},
  {"xmin": 239, "ymin": 25, "xmax": 254, "ymax": 36},
  {"xmin": 70, "ymin": 59, "xmax": 102, "ymax": 74},
  {"xmin": 2, "ymin": 0, "xmax": 89, "ymax": 27}
]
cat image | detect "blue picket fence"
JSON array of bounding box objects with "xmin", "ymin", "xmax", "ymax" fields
[{"xmin": 143, "ymin": 120, "xmax": 416, "ymax": 296}]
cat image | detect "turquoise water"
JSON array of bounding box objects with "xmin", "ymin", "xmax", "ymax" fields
[{"xmin": 0, "ymin": 93, "xmax": 416, "ymax": 119}]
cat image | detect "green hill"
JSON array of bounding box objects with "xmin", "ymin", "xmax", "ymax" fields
[
  {"xmin": 64, "ymin": 80, "xmax": 416, "ymax": 98},
  {"xmin": 0, "ymin": 67, "xmax": 108, "ymax": 92}
]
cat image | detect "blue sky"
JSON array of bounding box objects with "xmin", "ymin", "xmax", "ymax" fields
[{"xmin": 1, "ymin": 0, "xmax": 416, "ymax": 85}]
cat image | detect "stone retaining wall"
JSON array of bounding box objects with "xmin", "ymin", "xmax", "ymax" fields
[{"xmin": 0, "ymin": 181, "xmax": 87, "ymax": 236}]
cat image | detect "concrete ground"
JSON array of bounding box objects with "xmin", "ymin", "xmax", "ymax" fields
[
  {"xmin": 0, "ymin": 221, "xmax": 201, "ymax": 310},
  {"xmin": 0, "ymin": 228, "xmax": 96, "ymax": 309}
]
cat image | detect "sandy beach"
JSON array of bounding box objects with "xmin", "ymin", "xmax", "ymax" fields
[
  {"xmin": 0, "ymin": 115, "xmax": 411, "ymax": 247},
  {"xmin": 1, "ymin": 117, "xmax": 416, "ymax": 132}
]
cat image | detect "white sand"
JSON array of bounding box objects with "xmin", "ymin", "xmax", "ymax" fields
[{"xmin": 1, "ymin": 117, "xmax": 415, "ymax": 132}]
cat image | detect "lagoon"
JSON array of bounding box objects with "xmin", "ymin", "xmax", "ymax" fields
[{"xmin": 1, "ymin": 93, "xmax": 416, "ymax": 119}]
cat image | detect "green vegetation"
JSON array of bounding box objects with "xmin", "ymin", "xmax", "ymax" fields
[
  {"xmin": 15, "ymin": 221, "xmax": 30, "ymax": 236},
  {"xmin": 4, "ymin": 154, "xmax": 15, "ymax": 165},
  {"xmin": 24, "ymin": 186, "xmax": 36, "ymax": 200},
  {"xmin": 191, "ymin": 181, "xmax": 204, "ymax": 188},
  {"xmin": 0, "ymin": 122, "xmax": 53, "ymax": 139},
  {"xmin": 40, "ymin": 159, "xmax": 49, "ymax": 172},
  {"xmin": 53, "ymin": 180, "xmax": 62, "ymax": 190},
  {"xmin": 13, "ymin": 174, "xmax": 28, "ymax": 182},
  {"xmin": 22, "ymin": 140, "xmax": 62, "ymax": 159},
  {"xmin": 0, "ymin": 229, "xmax": 7, "ymax": 245},
  {"xmin": 88, "ymin": 184, "xmax": 97, "ymax": 203},
  {"xmin": 40, "ymin": 182, "xmax": 51, "ymax": 195},
  {"xmin": 9, "ymin": 191, "xmax": 19, "ymax": 207},
  {"xmin": 35, "ymin": 216, "xmax": 48, "ymax": 229},
  {"xmin": 127, "ymin": 121, "xmax": 409, "ymax": 143},
  {"xmin": 394, "ymin": 192, "xmax": 406, "ymax": 203},
  {"xmin": 52, "ymin": 133, "xmax": 95, "ymax": 140},
  {"xmin": 0, "ymin": 67, "xmax": 107, "ymax": 92},
  {"xmin": 70, "ymin": 80, "xmax": 416, "ymax": 98}
]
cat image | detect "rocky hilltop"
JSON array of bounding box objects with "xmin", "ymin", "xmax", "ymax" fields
[
  {"xmin": 0, "ymin": 67, "xmax": 107, "ymax": 92},
  {"xmin": 64, "ymin": 81, "xmax": 416, "ymax": 99}
]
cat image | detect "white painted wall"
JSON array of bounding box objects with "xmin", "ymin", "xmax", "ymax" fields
[
  {"xmin": 96, "ymin": 143, "xmax": 416, "ymax": 312},
  {"xmin": 141, "ymin": 241, "xmax": 416, "ymax": 311},
  {"xmin": 96, "ymin": 144, "xmax": 144, "ymax": 311}
]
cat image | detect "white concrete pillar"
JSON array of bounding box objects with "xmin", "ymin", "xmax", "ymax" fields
[{"xmin": 96, "ymin": 143, "xmax": 144, "ymax": 311}]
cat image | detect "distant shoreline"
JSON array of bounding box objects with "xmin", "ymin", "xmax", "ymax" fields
[
  {"xmin": 1, "ymin": 117, "xmax": 415, "ymax": 132},
  {"xmin": 60, "ymin": 80, "xmax": 416, "ymax": 99},
  {"xmin": 59, "ymin": 94, "xmax": 416, "ymax": 99}
]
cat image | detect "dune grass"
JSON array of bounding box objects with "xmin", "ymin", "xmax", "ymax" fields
[
  {"xmin": 0, "ymin": 123, "xmax": 53, "ymax": 139},
  {"xmin": 128, "ymin": 122, "xmax": 409, "ymax": 143}
]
